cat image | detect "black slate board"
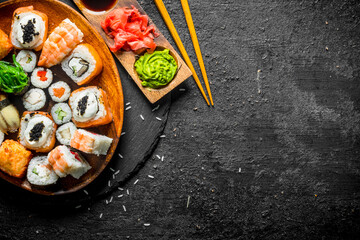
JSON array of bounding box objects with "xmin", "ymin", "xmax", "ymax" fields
[{"xmin": 0, "ymin": 0, "xmax": 171, "ymax": 206}]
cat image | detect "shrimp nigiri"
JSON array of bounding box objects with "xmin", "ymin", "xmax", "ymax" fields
[{"xmin": 38, "ymin": 18, "xmax": 83, "ymax": 68}]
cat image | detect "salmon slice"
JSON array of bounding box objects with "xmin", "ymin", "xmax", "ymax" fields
[{"xmin": 38, "ymin": 18, "xmax": 83, "ymax": 68}]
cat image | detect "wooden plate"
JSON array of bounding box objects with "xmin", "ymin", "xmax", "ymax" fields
[
  {"xmin": 0, "ymin": 0, "xmax": 124, "ymax": 195},
  {"xmin": 73, "ymin": 0, "xmax": 192, "ymax": 104}
]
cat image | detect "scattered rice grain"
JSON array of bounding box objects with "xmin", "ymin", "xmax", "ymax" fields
[
  {"xmin": 118, "ymin": 153, "xmax": 123, "ymax": 158},
  {"xmin": 156, "ymin": 155, "xmax": 161, "ymax": 159},
  {"xmin": 108, "ymin": 180, "xmax": 111, "ymax": 187},
  {"xmin": 118, "ymin": 194, "xmax": 124, "ymax": 198},
  {"xmin": 75, "ymin": 205, "xmax": 81, "ymax": 209},
  {"xmin": 152, "ymin": 105, "xmax": 160, "ymax": 111},
  {"xmin": 187, "ymin": 195, "xmax": 191, "ymax": 208},
  {"xmin": 109, "ymin": 196, "xmax": 113, "ymax": 203},
  {"xmin": 148, "ymin": 175, "xmax": 154, "ymax": 179},
  {"xmin": 179, "ymin": 88, "xmax": 186, "ymax": 91},
  {"xmin": 140, "ymin": 114, "xmax": 144, "ymax": 120},
  {"xmin": 83, "ymin": 190, "xmax": 88, "ymax": 195},
  {"xmin": 160, "ymin": 135, "xmax": 166, "ymax": 138},
  {"xmin": 134, "ymin": 179, "xmax": 139, "ymax": 185},
  {"xmin": 114, "ymin": 170, "xmax": 120, "ymax": 175},
  {"xmin": 238, "ymin": 168, "xmax": 242, "ymax": 173},
  {"xmin": 123, "ymin": 205, "xmax": 127, "ymax": 212},
  {"xmin": 99, "ymin": 213, "xmax": 103, "ymax": 218},
  {"xmin": 156, "ymin": 117, "xmax": 162, "ymax": 121},
  {"xmin": 125, "ymin": 106, "xmax": 132, "ymax": 111},
  {"xmin": 161, "ymin": 156, "xmax": 164, "ymax": 162},
  {"xmin": 121, "ymin": 132, "xmax": 126, "ymax": 136},
  {"xmin": 110, "ymin": 168, "xmax": 115, "ymax": 172},
  {"xmin": 118, "ymin": 187, "xmax": 124, "ymax": 191},
  {"xmin": 126, "ymin": 102, "xmax": 131, "ymax": 106},
  {"xmin": 144, "ymin": 223, "xmax": 150, "ymax": 227},
  {"xmin": 127, "ymin": 189, "xmax": 130, "ymax": 195}
]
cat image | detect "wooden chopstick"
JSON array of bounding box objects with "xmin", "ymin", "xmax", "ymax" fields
[
  {"xmin": 180, "ymin": 0, "xmax": 214, "ymax": 106},
  {"xmin": 154, "ymin": 0, "xmax": 210, "ymax": 106}
]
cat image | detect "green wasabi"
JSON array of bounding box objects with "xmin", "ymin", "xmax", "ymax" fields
[{"xmin": 134, "ymin": 49, "xmax": 177, "ymax": 89}]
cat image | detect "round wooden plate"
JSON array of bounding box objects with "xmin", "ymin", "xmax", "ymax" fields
[{"xmin": 0, "ymin": 0, "xmax": 124, "ymax": 195}]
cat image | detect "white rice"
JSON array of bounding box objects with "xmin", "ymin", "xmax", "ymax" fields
[
  {"xmin": 48, "ymin": 81, "xmax": 71, "ymax": 102},
  {"xmin": 61, "ymin": 44, "xmax": 96, "ymax": 84},
  {"xmin": 22, "ymin": 88, "xmax": 46, "ymax": 111},
  {"xmin": 56, "ymin": 122, "xmax": 77, "ymax": 145},
  {"xmin": 27, "ymin": 156, "xmax": 58, "ymax": 186},
  {"xmin": 31, "ymin": 67, "xmax": 53, "ymax": 88},
  {"xmin": 16, "ymin": 50, "xmax": 37, "ymax": 72},
  {"xmin": 51, "ymin": 103, "xmax": 72, "ymax": 125}
]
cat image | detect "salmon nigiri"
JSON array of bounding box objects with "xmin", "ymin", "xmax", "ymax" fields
[{"xmin": 38, "ymin": 18, "xmax": 83, "ymax": 68}]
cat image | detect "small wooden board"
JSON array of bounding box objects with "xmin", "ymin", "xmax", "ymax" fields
[{"xmin": 73, "ymin": 0, "xmax": 192, "ymax": 103}]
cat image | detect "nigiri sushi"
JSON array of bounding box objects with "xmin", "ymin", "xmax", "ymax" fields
[
  {"xmin": 61, "ymin": 43, "xmax": 103, "ymax": 85},
  {"xmin": 70, "ymin": 129, "xmax": 113, "ymax": 156},
  {"xmin": 48, "ymin": 145, "xmax": 91, "ymax": 179},
  {"xmin": 69, "ymin": 86, "xmax": 113, "ymax": 128},
  {"xmin": 10, "ymin": 6, "xmax": 48, "ymax": 51},
  {"xmin": 38, "ymin": 18, "xmax": 83, "ymax": 68},
  {"xmin": 18, "ymin": 111, "xmax": 57, "ymax": 152},
  {"xmin": 0, "ymin": 29, "xmax": 13, "ymax": 60}
]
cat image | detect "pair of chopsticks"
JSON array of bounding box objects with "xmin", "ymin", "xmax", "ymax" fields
[{"xmin": 154, "ymin": 0, "xmax": 214, "ymax": 106}]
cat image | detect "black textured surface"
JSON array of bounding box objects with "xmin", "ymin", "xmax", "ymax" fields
[{"xmin": 1, "ymin": 0, "xmax": 360, "ymax": 239}]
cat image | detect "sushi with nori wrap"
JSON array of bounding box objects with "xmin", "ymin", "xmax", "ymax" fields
[
  {"xmin": 18, "ymin": 111, "xmax": 57, "ymax": 152},
  {"xmin": 16, "ymin": 50, "xmax": 37, "ymax": 73},
  {"xmin": 61, "ymin": 43, "xmax": 103, "ymax": 85},
  {"xmin": 27, "ymin": 156, "xmax": 58, "ymax": 186},
  {"xmin": 22, "ymin": 88, "xmax": 46, "ymax": 111},
  {"xmin": 51, "ymin": 103, "xmax": 72, "ymax": 125},
  {"xmin": 48, "ymin": 81, "xmax": 71, "ymax": 102},
  {"xmin": 56, "ymin": 122, "xmax": 77, "ymax": 145},
  {"xmin": 31, "ymin": 67, "xmax": 53, "ymax": 88},
  {"xmin": 0, "ymin": 94, "xmax": 20, "ymax": 133}
]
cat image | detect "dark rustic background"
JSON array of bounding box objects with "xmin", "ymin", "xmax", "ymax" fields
[{"xmin": 1, "ymin": 0, "xmax": 360, "ymax": 239}]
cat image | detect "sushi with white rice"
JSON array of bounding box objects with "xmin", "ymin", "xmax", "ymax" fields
[
  {"xmin": 26, "ymin": 156, "xmax": 58, "ymax": 186},
  {"xmin": 16, "ymin": 50, "xmax": 36, "ymax": 72},
  {"xmin": 48, "ymin": 81, "xmax": 71, "ymax": 102},
  {"xmin": 10, "ymin": 6, "xmax": 48, "ymax": 51},
  {"xmin": 22, "ymin": 88, "xmax": 46, "ymax": 111},
  {"xmin": 61, "ymin": 43, "xmax": 103, "ymax": 85},
  {"xmin": 56, "ymin": 122, "xmax": 77, "ymax": 145},
  {"xmin": 51, "ymin": 103, "xmax": 72, "ymax": 125},
  {"xmin": 70, "ymin": 129, "xmax": 113, "ymax": 156},
  {"xmin": 31, "ymin": 67, "xmax": 53, "ymax": 88},
  {"xmin": 18, "ymin": 111, "xmax": 57, "ymax": 152},
  {"xmin": 48, "ymin": 145, "xmax": 91, "ymax": 179}
]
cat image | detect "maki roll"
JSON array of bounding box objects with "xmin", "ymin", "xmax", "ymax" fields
[
  {"xmin": 16, "ymin": 50, "xmax": 36, "ymax": 72},
  {"xmin": 26, "ymin": 156, "xmax": 58, "ymax": 186},
  {"xmin": 61, "ymin": 44, "xmax": 103, "ymax": 85},
  {"xmin": 48, "ymin": 145, "xmax": 91, "ymax": 179},
  {"xmin": 48, "ymin": 81, "xmax": 71, "ymax": 102},
  {"xmin": 31, "ymin": 67, "xmax": 53, "ymax": 88},
  {"xmin": 56, "ymin": 122, "xmax": 77, "ymax": 145},
  {"xmin": 70, "ymin": 129, "xmax": 113, "ymax": 156},
  {"xmin": 51, "ymin": 103, "xmax": 72, "ymax": 125},
  {"xmin": 10, "ymin": 6, "xmax": 48, "ymax": 51},
  {"xmin": 22, "ymin": 88, "xmax": 46, "ymax": 111},
  {"xmin": 69, "ymin": 86, "xmax": 113, "ymax": 128},
  {"xmin": 18, "ymin": 111, "xmax": 57, "ymax": 152}
]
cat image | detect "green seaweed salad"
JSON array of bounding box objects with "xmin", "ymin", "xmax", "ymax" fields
[{"xmin": 0, "ymin": 54, "xmax": 29, "ymax": 94}]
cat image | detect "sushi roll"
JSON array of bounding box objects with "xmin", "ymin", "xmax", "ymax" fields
[
  {"xmin": 48, "ymin": 145, "xmax": 91, "ymax": 179},
  {"xmin": 26, "ymin": 156, "xmax": 58, "ymax": 186},
  {"xmin": 69, "ymin": 86, "xmax": 113, "ymax": 128},
  {"xmin": 56, "ymin": 122, "xmax": 77, "ymax": 145},
  {"xmin": 10, "ymin": 6, "xmax": 48, "ymax": 51},
  {"xmin": 22, "ymin": 88, "xmax": 46, "ymax": 111},
  {"xmin": 0, "ymin": 28, "xmax": 13, "ymax": 60},
  {"xmin": 16, "ymin": 50, "xmax": 37, "ymax": 72},
  {"xmin": 0, "ymin": 94, "xmax": 20, "ymax": 133},
  {"xmin": 70, "ymin": 129, "xmax": 113, "ymax": 156},
  {"xmin": 48, "ymin": 81, "xmax": 71, "ymax": 102},
  {"xmin": 31, "ymin": 67, "xmax": 53, "ymax": 88},
  {"xmin": 38, "ymin": 18, "xmax": 83, "ymax": 68},
  {"xmin": 51, "ymin": 103, "xmax": 72, "ymax": 125},
  {"xmin": 18, "ymin": 111, "xmax": 57, "ymax": 152},
  {"xmin": 61, "ymin": 44, "xmax": 103, "ymax": 85}
]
